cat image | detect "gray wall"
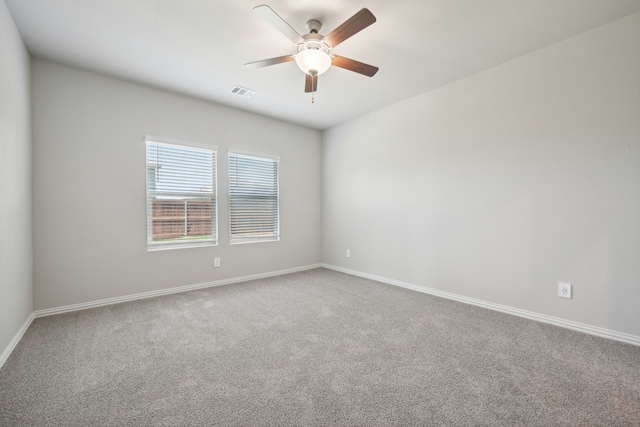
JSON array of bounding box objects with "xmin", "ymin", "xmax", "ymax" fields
[
  {"xmin": 32, "ymin": 59, "xmax": 322, "ymax": 310},
  {"xmin": 0, "ymin": 0, "xmax": 32, "ymax": 354},
  {"xmin": 323, "ymin": 13, "xmax": 640, "ymax": 336}
]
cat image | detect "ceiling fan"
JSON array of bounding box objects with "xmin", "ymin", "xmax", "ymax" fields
[{"xmin": 245, "ymin": 5, "xmax": 379, "ymax": 96}]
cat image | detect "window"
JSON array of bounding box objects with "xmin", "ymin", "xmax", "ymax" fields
[
  {"xmin": 145, "ymin": 136, "xmax": 217, "ymax": 250},
  {"xmin": 228, "ymin": 150, "xmax": 279, "ymax": 244}
]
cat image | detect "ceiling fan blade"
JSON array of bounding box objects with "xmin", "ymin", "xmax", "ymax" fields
[
  {"xmin": 331, "ymin": 56, "xmax": 379, "ymax": 77},
  {"xmin": 324, "ymin": 8, "xmax": 376, "ymax": 48},
  {"xmin": 254, "ymin": 5, "xmax": 302, "ymax": 44},
  {"xmin": 245, "ymin": 55, "xmax": 295, "ymax": 69},
  {"xmin": 305, "ymin": 74, "xmax": 318, "ymax": 93}
]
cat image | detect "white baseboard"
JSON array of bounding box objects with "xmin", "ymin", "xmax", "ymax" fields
[
  {"xmin": 4, "ymin": 262, "xmax": 636, "ymax": 370},
  {"xmin": 2, "ymin": 264, "xmax": 321, "ymax": 368},
  {"xmin": 0, "ymin": 312, "xmax": 35, "ymax": 370},
  {"xmin": 322, "ymin": 264, "xmax": 640, "ymax": 347},
  {"xmin": 34, "ymin": 264, "xmax": 323, "ymax": 318}
]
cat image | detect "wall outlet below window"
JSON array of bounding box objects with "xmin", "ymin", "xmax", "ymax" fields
[
  {"xmin": 558, "ymin": 282, "xmax": 571, "ymax": 298},
  {"xmin": 214, "ymin": 257, "xmax": 220, "ymax": 268},
  {"xmin": 346, "ymin": 249, "xmax": 351, "ymax": 258}
]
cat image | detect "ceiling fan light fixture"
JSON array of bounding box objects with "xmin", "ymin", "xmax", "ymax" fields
[
  {"xmin": 295, "ymin": 48, "xmax": 332, "ymax": 76},
  {"xmin": 246, "ymin": 6, "xmax": 379, "ymax": 92}
]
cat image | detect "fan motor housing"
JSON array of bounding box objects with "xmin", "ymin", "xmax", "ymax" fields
[
  {"xmin": 301, "ymin": 20, "xmax": 329, "ymax": 55},
  {"xmin": 298, "ymin": 33, "xmax": 330, "ymax": 54}
]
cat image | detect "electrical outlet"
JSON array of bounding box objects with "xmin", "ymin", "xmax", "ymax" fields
[
  {"xmin": 346, "ymin": 249, "xmax": 351, "ymax": 258},
  {"xmin": 214, "ymin": 257, "xmax": 220, "ymax": 268},
  {"xmin": 558, "ymin": 282, "xmax": 571, "ymax": 299}
]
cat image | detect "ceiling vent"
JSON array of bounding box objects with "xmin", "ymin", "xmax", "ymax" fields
[{"xmin": 229, "ymin": 86, "xmax": 256, "ymax": 98}]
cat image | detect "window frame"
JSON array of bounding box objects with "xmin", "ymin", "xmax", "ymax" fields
[
  {"xmin": 228, "ymin": 149, "xmax": 280, "ymax": 245},
  {"xmin": 145, "ymin": 136, "xmax": 218, "ymax": 251}
]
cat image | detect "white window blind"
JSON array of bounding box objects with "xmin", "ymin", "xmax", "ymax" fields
[
  {"xmin": 228, "ymin": 151, "xmax": 279, "ymax": 244},
  {"xmin": 145, "ymin": 136, "xmax": 217, "ymax": 250}
]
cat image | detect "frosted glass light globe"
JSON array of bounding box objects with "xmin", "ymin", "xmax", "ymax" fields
[{"xmin": 295, "ymin": 49, "xmax": 332, "ymax": 76}]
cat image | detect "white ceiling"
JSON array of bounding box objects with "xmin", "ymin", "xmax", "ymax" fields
[{"xmin": 6, "ymin": 0, "xmax": 640, "ymax": 130}]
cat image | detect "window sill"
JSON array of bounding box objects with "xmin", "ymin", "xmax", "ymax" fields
[
  {"xmin": 147, "ymin": 241, "xmax": 218, "ymax": 251},
  {"xmin": 230, "ymin": 237, "xmax": 279, "ymax": 245}
]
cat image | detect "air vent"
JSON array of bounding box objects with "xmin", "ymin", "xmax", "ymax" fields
[{"xmin": 229, "ymin": 86, "xmax": 256, "ymax": 99}]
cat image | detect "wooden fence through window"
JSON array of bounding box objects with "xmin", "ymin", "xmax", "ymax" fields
[{"xmin": 152, "ymin": 199, "xmax": 213, "ymax": 240}]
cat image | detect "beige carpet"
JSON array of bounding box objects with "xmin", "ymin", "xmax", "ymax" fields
[{"xmin": 1, "ymin": 268, "xmax": 639, "ymax": 426}]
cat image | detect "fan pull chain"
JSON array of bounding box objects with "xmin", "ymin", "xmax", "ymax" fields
[{"xmin": 312, "ymin": 73, "xmax": 317, "ymax": 103}]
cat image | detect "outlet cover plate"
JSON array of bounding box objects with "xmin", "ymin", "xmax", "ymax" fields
[
  {"xmin": 558, "ymin": 282, "xmax": 571, "ymax": 298},
  {"xmin": 214, "ymin": 257, "xmax": 220, "ymax": 268}
]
